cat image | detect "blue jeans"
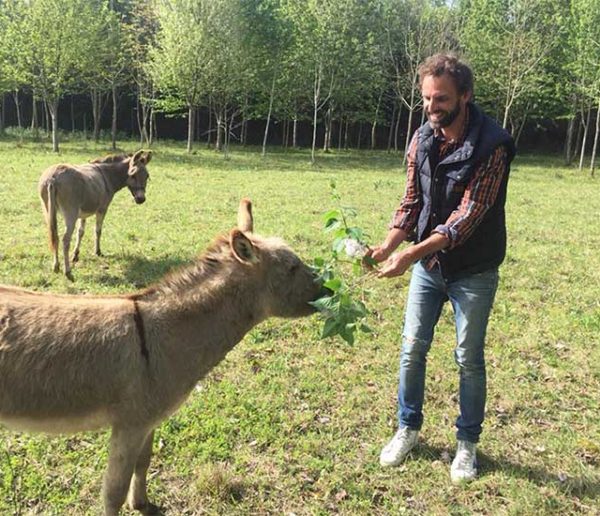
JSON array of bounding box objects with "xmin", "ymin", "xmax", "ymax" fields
[{"xmin": 398, "ymin": 261, "xmax": 499, "ymax": 443}]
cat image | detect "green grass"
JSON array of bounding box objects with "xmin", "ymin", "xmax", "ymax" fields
[{"xmin": 0, "ymin": 136, "xmax": 599, "ymax": 515}]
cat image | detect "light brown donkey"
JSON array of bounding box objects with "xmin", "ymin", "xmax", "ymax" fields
[
  {"xmin": 0, "ymin": 199, "xmax": 327, "ymax": 515},
  {"xmin": 38, "ymin": 150, "xmax": 152, "ymax": 280}
]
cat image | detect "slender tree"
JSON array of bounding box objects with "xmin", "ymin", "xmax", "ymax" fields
[{"xmin": 460, "ymin": 0, "xmax": 563, "ymax": 134}]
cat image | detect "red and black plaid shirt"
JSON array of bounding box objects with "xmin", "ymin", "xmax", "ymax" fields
[{"xmin": 392, "ymin": 109, "xmax": 509, "ymax": 269}]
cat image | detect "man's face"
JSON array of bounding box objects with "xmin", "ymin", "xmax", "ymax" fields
[{"xmin": 421, "ymin": 74, "xmax": 470, "ymax": 131}]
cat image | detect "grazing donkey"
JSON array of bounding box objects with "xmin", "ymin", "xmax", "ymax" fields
[
  {"xmin": 38, "ymin": 150, "xmax": 152, "ymax": 280},
  {"xmin": 0, "ymin": 199, "xmax": 326, "ymax": 515}
]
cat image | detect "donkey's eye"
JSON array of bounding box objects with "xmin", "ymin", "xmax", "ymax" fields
[{"xmin": 289, "ymin": 263, "xmax": 300, "ymax": 275}]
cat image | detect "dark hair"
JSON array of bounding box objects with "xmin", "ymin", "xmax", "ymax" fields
[{"xmin": 418, "ymin": 54, "xmax": 474, "ymax": 96}]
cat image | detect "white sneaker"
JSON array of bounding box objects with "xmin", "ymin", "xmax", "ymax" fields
[
  {"xmin": 379, "ymin": 427, "xmax": 419, "ymax": 467},
  {"xmin": 451, "ymin": 440, "xmax": 478, "ymax": 483}
]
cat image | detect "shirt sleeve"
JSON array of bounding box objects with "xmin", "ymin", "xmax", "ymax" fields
[
  {"xmin": 432, "ymin": 145, "xmax": 509, "ymax": 249},
  {"xmin": 390, "ymin": 132, "xmax": 422, "ymax": 233}
]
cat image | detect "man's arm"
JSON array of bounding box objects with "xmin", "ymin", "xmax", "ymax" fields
[
  {"xmin": 377, "ymin": 232, "xmax": 449, "ymax": 277},
  {"xmin": 433, "ymin": 146, "xmax": 508, "ymax": 248},
  {"xmin": 368, "ymin": 133, "xmax": 421, "ymax": 263}
]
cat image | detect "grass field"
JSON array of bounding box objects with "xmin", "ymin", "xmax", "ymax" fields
[{"xmin": 0, "ymin": 136, "xmax": 599, "ymax": 515}]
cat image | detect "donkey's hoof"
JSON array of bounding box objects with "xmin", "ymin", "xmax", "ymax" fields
[
  {"xmin": 72, "ymin": 254, "xmax": 79, "ymax": 263},
  {"xmin": 65, "ymin": 271, "xmax": 75, "ymax": 282},
  {"xmin": 53, "ymin": 265, "xmax": 60, "ymax": 273},
  {"xmin": 131, "ymin": 501, "xmax": 163, "ymax": 515}
]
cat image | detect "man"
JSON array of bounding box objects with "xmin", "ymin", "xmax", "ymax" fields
[{"xmin": 367, "ymin": 54, "xmax": 515, "ymax": 483}]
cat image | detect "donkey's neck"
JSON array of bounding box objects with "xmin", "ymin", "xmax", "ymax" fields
[
  {"xmin": 140, "ymin": 261, "xmax": 266, "ymax": 391},
  {"xmin": 99, "ymin": 161, "xmax": 129, "ymax": 193}
]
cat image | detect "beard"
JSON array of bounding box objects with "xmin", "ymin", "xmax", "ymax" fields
[{"xmin": 427, "ymin": 100, "xmax": 461, "ymax": 130}]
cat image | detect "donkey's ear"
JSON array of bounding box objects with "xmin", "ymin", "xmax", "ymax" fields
[
  {"xmin": 131, "ymin": 150, "xmax": 144, "ymax": 163},
  {"xmin": 230, "ymin": 229, "xmax": 259, "ymax": 264},
  {"xmin": 142, "ymin": 150, "xmax": 152, "ymax": 164},
  {"xmin": 237, "ymin": 198, "xmax": 253, "ymax": 233}
]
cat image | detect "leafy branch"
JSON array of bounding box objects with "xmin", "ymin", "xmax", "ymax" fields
[{"xmin": 310, "ymin": 181, "xmax": 376, "ymax": 345}]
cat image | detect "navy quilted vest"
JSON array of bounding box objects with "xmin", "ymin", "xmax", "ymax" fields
[{"xmin": 415, "ymin": 103, "xmax": 516, "ymax": 279}]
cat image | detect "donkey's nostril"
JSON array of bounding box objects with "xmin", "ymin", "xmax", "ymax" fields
[{"xmin": 135, "ymin": 197, "xmax": 146, "ymax": 205}]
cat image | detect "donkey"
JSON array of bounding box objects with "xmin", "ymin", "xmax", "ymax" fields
[
  {"xmin": 38, "ymin": 150, "xmax": 152, "ymax": 280},
  {"xmin": 0, "ymin": 199, "xmax": 327, "ymax": 515}
]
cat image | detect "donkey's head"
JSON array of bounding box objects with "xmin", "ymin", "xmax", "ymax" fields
[
  {"xmin": 229, "ymin": 199, "xmax": 328, "ymax": 318},
  {"xmin": 127, "ymin": 150, "xmax": 152, "ymax": 204}
]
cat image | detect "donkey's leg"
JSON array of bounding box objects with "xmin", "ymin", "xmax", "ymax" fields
[
  {"xmin": 52, "ymin": 238, "xmax": 60, "ymax": 274},
  {"xmin": 61, "ymin": 211, "xmax": 78, "ymax": 281},
  {"xmin": 103, "ymin": 426, "xmax": 150, "ymax": 516},
  {"xmin": 95, "ymin": 211, "xmax": 106, "ymax": 257},
  {"xmin": 127, "ymin": 430, "xmax": 159, "ymax": 514},
  {"xmin": 72, "ymin": 218, "xmax": 86, "ymax": 263}
]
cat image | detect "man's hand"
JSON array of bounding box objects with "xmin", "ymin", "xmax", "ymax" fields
[
  {"xmin": 363, "ymin": 228, "xmax": 408, "ymax": 270},
  {"xmin": 377, "ymin": 249, "xmax": 415, "ymax": 278},
  {"xmin": 364, "ymin": 245, "xmax": 391, "ymax": 265}
]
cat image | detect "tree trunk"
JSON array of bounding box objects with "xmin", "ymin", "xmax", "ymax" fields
[
  {"xmin": 337, "ymin": 115, "xmax": 343, "ymax": 150},
  {"xmin": 207, "ymin": 98, "xmax": 213, "ymax": 147},
  {"xmin": 111, "ymin": 85, "xmax": 118, "ymax": 150},
  {"xmin": 83, "ymin": 112, "xmax": 87, "ymax": 140},
  {"xmin": 357, "ymin": 122, "xmax": 363, "ymax": 150},
  {"xmin": 187, "ymin": 105, "xmax": 195, "ymax": 153},
  {"xmin": 0, "ymin": 93, "xmax": 4, "ymax": 135},
  {"xmin": 403, "ymin": 108, "xmax": 415, "ymax": 164},
  {"xmin": 344, "ymin": 118, "xmax": 349, "ymax": 150},
  {"xmin": 241, "ymin": 95, "xmax": 248, "ymax": 146},
  {"xmin": 574, "ymin": 111, "xmax": 583, "ymax": 162},
  {"xmin": 394, "ymin": 103, "xmax": 402, "ymax": 153},
  {"xmin": 12, "ymin": 90, "xmax": 22, "ymax": 135},
  {"xmin": 370, "ymin": 120, "xmax": 376, "ymax": 150},
  {"xmin": 387, "ymin": 103, "xmax": 397, "ymax": 153},
  {"xmin": 215, "ymin": 110, "xmax": 223, "ymax": 152},
  {"xmin": 293, "ymin": 117, "xmax": 298, "ymax": 148},
  {"xmin": 311, "ymin": 65, "xmax": 322, "ymax": 164},
  {"xmin": 323, "ymin": 105, "xmax": 332, "ymax": 152},
  {"xmin": 371, "ymin": 91, "xmax": 383, "ymax": 150},
  {"xmin": 241, "ymin": 118, "xmax": 247, "ymax": 146},
  {"xmin": 282, "ymin": 119, "xmax": 288, "ymax": 148},
  {"xmin": 48, "ymin": 99, "xmax": 59, "ymax": 152},
  {"xmin": 262, "ymin": 76, "xmax": 276, "ymax": 157},
  {"xmin": 70, "ymin": 96, "xmax": 75, "ymax": 133},
  {"xmin": 579, "ymin": 105, "xmax": 592, "ymax": 171},
  {"xmin": 195, "ymin": 104, "xmax": 201, "ymax": 142},
  {"xmin": 31, "ymin": 96, "xmax": 39, "ymax": 140},
  {"xmin": 138, "ymin": 97, "xmax": 151, "ymax": 147},
  {"xmin": 564, "ymin": 114, "xmax": 575, "ymax": 166},
  {"xmin": 502, "ymin": 102, "xmax": 510, "ymax": 130},
  {"xmin": 44, "ymin": 99, "xmax": 51, "ymax": 133},
  {"xmin": 150, "ymin": 109, "xmax": 156, "ymax": 145},
  {"xmin": 223, "ymin": 107, "xmax": 230, "ymax": 159},
  {"xmin": 91, "ymin": 90, "xmax": 104, "ymax": 143},
  {"xmin": 590, "ymin": 101, "xmax": 600, "ymax": 177}
]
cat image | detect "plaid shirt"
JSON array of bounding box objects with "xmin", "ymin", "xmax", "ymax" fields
[{"xmin": 392, "ymin": 110, "xmax": 509, "ymax": 269}]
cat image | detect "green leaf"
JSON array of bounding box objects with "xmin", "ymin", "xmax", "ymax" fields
[
  {"xmin": 323, "ymin": 277, "xmax": 343, "ymax": 291},
  {"xmin": 359, "ymin": 324, "xmax": 373, "ymax": 334},
  {"xmin": 309, "ymin": 296, "xmax": 337, "ymax": 313},
  {"xmin": 322, "ymin": 317, "xmax": 342, "ymax": 339}
]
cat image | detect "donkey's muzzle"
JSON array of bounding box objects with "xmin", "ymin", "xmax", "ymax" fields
[{"xmin": 134, "ymin": 196, "xmax": 146, "ymax": 204}]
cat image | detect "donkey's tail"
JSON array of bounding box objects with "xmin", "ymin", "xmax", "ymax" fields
[{"xmin": 46, "ymin": 182, "xmax": 59, "ymax": 254}]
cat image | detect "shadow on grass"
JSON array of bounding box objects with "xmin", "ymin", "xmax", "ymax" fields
[
  {"xmin": 414, "ymin": 443, "xmax": 600, "ymax": 500},
  {"xmin": 98, "ymin": 254, "xmax": 190, "ymax": 289}
]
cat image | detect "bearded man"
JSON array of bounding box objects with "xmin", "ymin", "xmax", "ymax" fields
[{"xmin": 367, "ymin": 53, "xmax": 516, "ymax": 482}]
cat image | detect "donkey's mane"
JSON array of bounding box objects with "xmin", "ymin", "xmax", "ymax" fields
[
  {"xmin": 90, "ymin": 154, "xmax": 129, "ymax": 164},
  {"xmin": 131, "ymin": 234, "xmax": 236, "ymax": 301}
]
